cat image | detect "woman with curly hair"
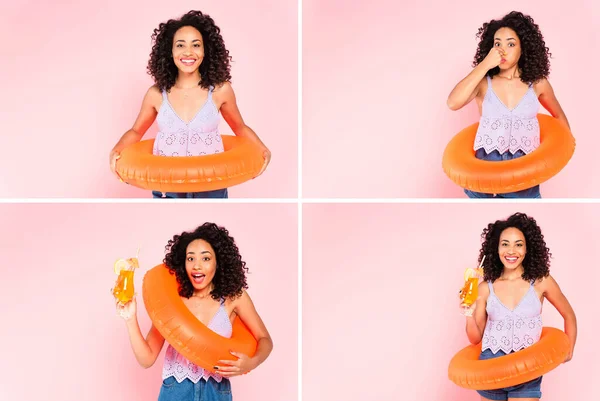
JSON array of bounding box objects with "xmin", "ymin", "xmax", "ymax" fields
[
  {"xmin": 116, "ymin": 223, "xmax": 273, "ymax": 401},
  {"xmin": 447, "ymin": 11, "xmax": 570, "ymax": 199},
  {"xmin": 109, "ymin": 10, "xmax": 271, "ymax": 198},
  {"xmin": 462, "ymin": 213, "xmax": 576, "ymax": 400}
]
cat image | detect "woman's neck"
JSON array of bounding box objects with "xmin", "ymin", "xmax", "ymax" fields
[
  {"xmin": 175, "ymin": 71, "xmax": 202, "ymax": 89},
  {"xmin": 500, "ymin": 266, "xmax": 524, "ymax": 280},
  {"xmin": 191, "ymin": 284, "xmax": 213, "ymax": 299},
  {"xmin": 496, "ymin": 65, "xmax": 521, "ymax": 80}
]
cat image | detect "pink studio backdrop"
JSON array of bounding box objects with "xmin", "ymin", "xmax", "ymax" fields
[
  {"xmin": 0, "ymin": 0, "xmax": 297, "ymax": 198},
  {"xmin": 303, "ymin": 203, "xmax": 598, "ymax": 400},
  {"xmin": 303, "ymin": 0, "xmax": 600, "ymax": 198},
  {"xmin": 0, "ymin": 203, "xmax": 297, "ymax": 401}
]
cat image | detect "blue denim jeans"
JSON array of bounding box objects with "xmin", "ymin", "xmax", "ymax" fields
[
  {"xmin": 464, "ymin": 149, "xmax": 541, "ymax": 199},
  {"xmin": 158, "ymin": 377, "xmax": 232, "ymax": 401},
  {"xmin": 476, "ymin": 348, "xmax": 543, "ymax": 400},
  {"xmin": 152, "ymin": 189, "xmax": 228, "ymax": 199}
]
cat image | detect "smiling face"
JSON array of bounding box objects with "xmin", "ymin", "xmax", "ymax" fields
[
  {"xmin": 493, "ymin": 27, "xmax": 522, "ymax": 70},
  {"xmin": 497, "ymin": 227, "xmax": 527, "ymax": 272},
  {"xmin": 185, "ymin": 239, "xmax": 217, "ymax": 292},
  {"xmin": 172, "ymin": 25, "xmax": 204, "ymax": 74}
]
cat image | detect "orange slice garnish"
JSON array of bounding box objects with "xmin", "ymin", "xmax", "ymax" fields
[
  {"xmin": 464, "ymin": 267, "xmax": 484, "ymax": 281},
  {"xmin": 114, "ymin": 258, "xmax": 129, "ymax": 275},
  {"xmin": 464, "ymin": 268, "xmax": 477, "ymax": 281}
]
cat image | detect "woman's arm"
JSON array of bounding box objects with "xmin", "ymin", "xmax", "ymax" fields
[
  {"xmin": 447, "ymin": 47, "xmax": 504, "ymax": 111},
  {"xmin": 535, "ymin": 79, "xmax": 571, "ymax": 130},
  {"xmin": 217, "ymin": 82, "xmax": 266, "ymax": 147},
  {"xmin": 215, "ymin": 290, "xmax": 273, "ymax": 376},
  {"xmin": 447, "ymin": 65, "xmax": 488, "ymax": 111},
  {"xmin": 119, "ymin": 298, "xmax": 166, "ymax": 368},
  {"xmin": 110, "ymin": 86, "xmax": 161, "ymax": 175},
  {"xmin": 216, "ymin": 82, "xmax": 271, "ymax": 175},
  {"xmin": 541, "ymin": 275, "xmax": 577, "ymax": 362},
  {"xmin": 465, "ymin": 281, "xmax": 489, "ymax": 344}
]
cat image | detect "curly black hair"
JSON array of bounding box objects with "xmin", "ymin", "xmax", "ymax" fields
[
  {"xmin": 164, "ymin": 222, "xmax": 249, "ymax": 300},
  {"xmin": 473, "ymin": 11, "xmax": 551, "ymax": 85},
  {"xmin": 147, "ymin": 10, "xmax": 232, "ymax": 92},
  {"xmin": 478, "ymin": 212, "xmax": 551, "ymax": 283}
]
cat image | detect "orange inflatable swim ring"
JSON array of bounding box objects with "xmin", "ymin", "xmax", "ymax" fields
[
  {"xmin": 116, "ymin": 136, "xmax": 264, "ymax": 192},
  {"xmin": 142, "ymin": 264, "xmax": 257, "ymax": 373},
  {"xmin": 442, "ymin": 114, "xmax": 575, "ymax": 194},
  {"xmin": 448, "ymin": 327, "xmax": 570, "ymax": 390}
]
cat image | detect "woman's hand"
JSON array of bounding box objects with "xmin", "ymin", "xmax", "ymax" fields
[
  {"xmin": 482, "ymin": 47, "xmax": 505, "ymax": 70},
  {"xmin": 116, "ymin": 297, "xmax": 137, "ymax": 322},
  {"xmin": 563, "ymin": 347, "xmax": 574, "ymax": 363},
  {"xmin": 256, "ymin": 147, "xmax": 271, "ymax": 177},
  {"xmin": 461, "ymin": 299, "xmax": 477, "ymax": 317},
  {"xmin": 109, "ymin": 149, "xmax": 123, "ymax": 181},
  {"xmin": 214, "ymin": 351, "xmax": 257, "ymax": 377}
]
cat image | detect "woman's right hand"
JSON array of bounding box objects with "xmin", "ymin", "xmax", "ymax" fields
[
  {"xmin": 482, "ymin": 47, "xmax": 506, "ymax": 70},
  {"xmin": 109, "ymin": 149, "xmax": 122, "ymax": 178},
  {"xmin": 461, "ymin": 300, "xmax": 477, "ymax": 317},
  {"xmin": 116, "ymin": 297, "xmax": 137, "ymax": 322}
]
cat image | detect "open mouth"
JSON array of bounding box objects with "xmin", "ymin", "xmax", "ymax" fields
[
  {"xmin": 504, "ymin": 256, "xmax": 518, "ymax": 264},
  {"xmin": 190, "ymin": 272, "xmax": 205, "ymax": 284}
]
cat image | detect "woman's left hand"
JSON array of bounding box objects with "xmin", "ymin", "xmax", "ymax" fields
[
  {"xmin": 256, "ymin": 147, "xmax": 271, "ymax": 177},
  {"xmin": 564, "ymin": 347, "xmax": 574, "ymax": 363},
  {"xmin": 214, "ymin": 351, "xmax": 256, "ymax": 377}
]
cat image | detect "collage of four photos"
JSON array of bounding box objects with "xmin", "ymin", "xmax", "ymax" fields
[{"xmin": 1, "ymin": 1, "xmax": 598, "ymax": 400}]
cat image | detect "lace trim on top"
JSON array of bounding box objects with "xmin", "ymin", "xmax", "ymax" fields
[
  {"xmin": 162, "ymin": 300, "xmax": 233, "ymax": 383},
  {"xmin": 473, "ymin": 76, "xmax": 540, "ymax": 155},
  {"xmin": 481, "ymin": 281, "xmax": 543, "ymax": 354},
  {"xmin": 153, "ymin": 86, "xmax": 224, "ymax": 157}
]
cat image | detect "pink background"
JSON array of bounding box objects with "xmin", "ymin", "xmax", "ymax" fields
[
  {"xmin": 303, "ymin": 203, "xmax": 598, "ymax": 400},
  {"xmin": 0, "ymin": 0, "xmax": 297, "ymax": 198},
  {"xmin": 0, "ymin": 203, "xmax": 297, "ymax": 401},
  {"xmin": 303, "ymin": 0, "xmax": 600, "ymax": 198}
]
